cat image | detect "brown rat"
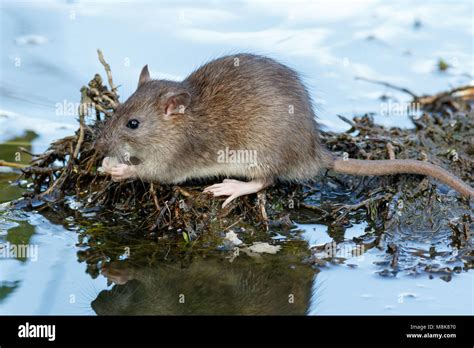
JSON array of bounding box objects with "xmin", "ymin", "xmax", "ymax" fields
[{"xmin": 97, "ymin": 53, "xmax": 473, "ymax": 207}]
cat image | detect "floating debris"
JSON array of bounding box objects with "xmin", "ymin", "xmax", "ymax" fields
[
  {"xmin": 246, "ymin": 242, "xmax": 281, "ymax": 254},
  {"xmin": 224, "ymin": 230, "xmax": 243, "ymax": 247},
  {"xmin": 437, "ymin": 58, "xmax": 450, "ymax": 72}
]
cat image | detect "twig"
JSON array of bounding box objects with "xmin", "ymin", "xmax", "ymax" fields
[
  {"xmin": 224, "ymin": 218, "xmax": 243, "ymax": 231},
  {"xmin": 152, "ymin": 195, "xmax": 177, "ymax": 230},
  {"xmin": 299, "ymin": 203, "xmax": 330, "ymax": 218},
  {"xmin": 97, "ymin": 49, "xmax": 117, "ymax": 93},
  {"xmin": 337, "ymin": 115, "xmax": 372, "ymax": 132},
  {"xmin": 73, "ymin": 87, "xmax": 88, "ymax": 160},
  {"xmin": 257, "ymin": 191, "xmax": 269, "ymax": 231},
  {"xmin": 21, "ymin": 166, "xmax": 63, "ymax": 174},
  {"xmin": 386, "ymin": 143, "xmax": 396, "ymax": 160},
  {"xmin": 149, "ymin": 183, "xmax": 161, "ymax": 211},
  {"xmin": 417, "ymin": 85, "xmax": 474, "ymax": 106},
  {"xmin": 94, "ymin": 104, "xmax": 113, "ymax": 117},
  {"xmin": 18, "ymin": 147, "xmax": 40, "ymax": 157},
  {"xmin": 337, "ymin": 114, "xmax": 355, "ymax": 127},
  {"xmin": 333, "ymin": 193, "xmax": 392, "ymax": 224},
  {"xmin": 355, "ymin": 76, "xmax": 418, "ymax": 99},
  {"xmin": 0, "ymin": 160, "xmax": 27, "ymax": 169},
  {"xmin": 175, "ymin": 187, "xmax": 192, "ymax": 197}
]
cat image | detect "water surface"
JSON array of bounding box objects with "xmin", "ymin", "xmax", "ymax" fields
[{"xmin": 0, "ymin": 0, "xmax": 473, "ymax": 315}]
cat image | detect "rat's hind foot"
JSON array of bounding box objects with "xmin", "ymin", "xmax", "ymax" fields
[{"xmin": 204, "ymin": 179, "xmax": 272, "ymax": 208}]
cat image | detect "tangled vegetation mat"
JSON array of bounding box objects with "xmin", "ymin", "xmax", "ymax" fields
[{"xmin": 3, "ymin": 51, "xmax": 473, "ymax": 280}]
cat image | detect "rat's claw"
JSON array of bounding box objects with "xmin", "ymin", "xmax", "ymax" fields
[
  {"xmin": 204, "ymin": 179, "xmax": 271, "ymax": 208},
  {"xmin": 222, "ymin": 195, "xmax": 239, "ymax": 208}
]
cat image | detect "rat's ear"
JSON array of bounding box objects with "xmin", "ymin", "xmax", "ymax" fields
[
  {"xmin": 138, "ymin": 65, "xmax": 150, "ymax": 88},
  {"xmin": 163, "ymin": 91, "xmax": 191, "ymax": 119}
]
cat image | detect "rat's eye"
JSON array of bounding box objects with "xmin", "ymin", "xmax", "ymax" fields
[{"xmin": 126, "ymin": 119, "xmax": 140, "ymax": 129}]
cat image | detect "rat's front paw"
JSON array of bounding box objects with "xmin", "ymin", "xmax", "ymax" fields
[
  {"xmin": 102, "ymin": 157, "xmax": 137, "ymax": 181},
  {"xmin": 101, "ymin": 157, "xmax": 115, "ymax": 173},
  {"xmin": 109, "ymin": 163, "xmax": 137, "ymax": 181}
]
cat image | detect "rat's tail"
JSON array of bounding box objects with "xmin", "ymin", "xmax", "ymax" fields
[{"xmin": 332, "ymin": 158, "xmax": 474, "ymax": 198}]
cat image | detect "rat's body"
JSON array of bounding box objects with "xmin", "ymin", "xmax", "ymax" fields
[{"xmin": 98, "ymin": 54, "xmax": 473, "ymax": 206}]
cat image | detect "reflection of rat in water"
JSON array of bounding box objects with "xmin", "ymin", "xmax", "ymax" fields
[
  {"xmin": 97, "ymin": 54, "xmax": 473, "ymax": 207},
  {"xmin": 93, "ymin": 255, "xmax": 314, "ymax": 315}
]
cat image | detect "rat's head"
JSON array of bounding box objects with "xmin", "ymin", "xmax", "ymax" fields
[{"xmin": 96, "ymin": 65, "xmax": 191, "ymax": 180}]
